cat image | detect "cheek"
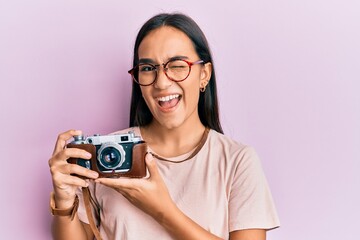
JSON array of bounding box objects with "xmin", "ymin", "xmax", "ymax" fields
[{"xmin": 182, "ymin": 80, "xmax": 201, "ymax": 104}]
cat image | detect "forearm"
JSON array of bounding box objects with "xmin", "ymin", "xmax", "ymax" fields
[
  {"xmin": 157, "ymin": 203, "xmax": 223, "ymax": 240},
  {"xmin": 52, "ymin": 214, "xmax": 90, "ymax": 240},
  {"xmin": 51, "ymin": 194, "xmax": 91, "ymax": 240}
]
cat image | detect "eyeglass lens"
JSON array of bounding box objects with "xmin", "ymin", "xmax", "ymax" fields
[{"xmin": 134, "ymin": 59, "xmax": 191, "ymax": 85}]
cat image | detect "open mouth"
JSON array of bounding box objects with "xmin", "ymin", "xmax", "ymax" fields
[{"xmin": 157, "ymin": 94, "xmax": 181, "ymax": 109}]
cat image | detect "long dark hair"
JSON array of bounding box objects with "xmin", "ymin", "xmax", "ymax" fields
[{"xmin": 129, "ymin": 13, "xmax": 223, "ymax": 134}]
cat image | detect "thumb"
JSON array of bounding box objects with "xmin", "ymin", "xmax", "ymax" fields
[{"xmin": 145, "ymin": 152, "xmax": 159, "ymax": 180}]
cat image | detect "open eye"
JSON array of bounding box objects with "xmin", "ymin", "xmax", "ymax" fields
[{"xmin": 139, "ymin": 64, "xmax": 156, "ymax": 72}]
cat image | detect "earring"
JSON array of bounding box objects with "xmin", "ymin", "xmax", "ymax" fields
[{"xmin": 200, "ymin": 80, "xmax": 209, "ymax": 92}]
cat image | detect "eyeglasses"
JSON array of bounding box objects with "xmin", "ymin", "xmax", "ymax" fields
[{"xmin": 128, "ymin": 59, "xmax": 204, "ymax": 86}]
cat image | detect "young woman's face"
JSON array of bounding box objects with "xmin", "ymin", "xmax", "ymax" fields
[{"xmin": 138, "ymin": 26, "xmax": 211, "ymax": 130}]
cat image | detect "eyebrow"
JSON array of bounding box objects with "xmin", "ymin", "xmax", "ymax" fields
[{"xmin": 138, "ymin": 55, "xmax": 189, "ymax": 64}]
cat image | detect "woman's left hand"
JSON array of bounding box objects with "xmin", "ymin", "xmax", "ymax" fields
[
  {"xmin": 95, "ymin": 153, "xmax": 174, "ymax": 219},
  {"xmin": 97, "ymin": 153, "xmax": 224, "ymax": 240}
]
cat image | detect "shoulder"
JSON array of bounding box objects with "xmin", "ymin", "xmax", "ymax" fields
[
  {"xmin": 207, "ymin": 129, "xmax": 260, "ymax": 166},
  {"xmin": 208, "ymin": 129, "xmax": 255, "ymax": 154}
]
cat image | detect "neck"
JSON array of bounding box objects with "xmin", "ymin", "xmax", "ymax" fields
[{"xmin": 140, "ymin": 119, "xmax": 206, "ymax": 158}]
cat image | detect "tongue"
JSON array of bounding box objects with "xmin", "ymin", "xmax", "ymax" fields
[{"xmin": 159, "ymin": 98, "xmax": 179, "ymax": 109}]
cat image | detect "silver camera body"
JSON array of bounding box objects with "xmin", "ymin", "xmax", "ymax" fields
[{"xmin": 70, "ymin": 131, "xmax": 143, "ymax": 174}]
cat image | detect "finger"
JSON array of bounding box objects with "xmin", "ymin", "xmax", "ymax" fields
[
  {"xmin": 51, "ymin": 160, "xmax": 98, "ymax": 179},
  {"xmin": 49, "ymin": 148, "xmax": 91, "ymax": 171},
  {"xmin": 54, "ymin": 173, "xmax": 90, "ymax": 188},
  {"xmin": 65, "ymin": 164, "xmax": 99, "ymax": 179},
  {"xmin": 53, "ymin": 129, "xmax": 82, "ymax": 155},
  {"xmin": 145, "ymin": 153, "xmax": 160, "ymax": 180},
  {"xmin": 95, "ymin": 177, "xmax": 135, "ymax": 189},
  {"xmin": 55, "ymin": 148, "xmax": 92, "ymax": 162}
]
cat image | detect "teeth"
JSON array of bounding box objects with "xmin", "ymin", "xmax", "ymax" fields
[{"xmin": 157, "ymin": 94, "xmax": 180, "ymax": 102}]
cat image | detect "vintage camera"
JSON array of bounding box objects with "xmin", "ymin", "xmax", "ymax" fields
[{"xmin": 67, "ymin": 131, "xmax": 147, "ymax": 178}]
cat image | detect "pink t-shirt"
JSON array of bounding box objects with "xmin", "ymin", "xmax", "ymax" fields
[{"xmin": 77, "ymin": 128, "xmax": 280, "ymax": 239}]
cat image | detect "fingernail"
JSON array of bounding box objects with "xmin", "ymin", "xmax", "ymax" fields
[{"xmin": 85, "ymin": 152, "xmax": 92, "ymax": 158}]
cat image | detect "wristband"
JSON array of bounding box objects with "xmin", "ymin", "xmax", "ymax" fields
[{"xmin": 49, "ymin": 192, "xmax": 79, "ymax": 221}]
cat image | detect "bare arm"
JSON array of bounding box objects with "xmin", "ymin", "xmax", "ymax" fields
[
  {"xmin": 150, "ymin": 202, "xmax": 266, "ymax": 240},
  {"xmin": 229, "ymin": 229, "xmax": 266, "ymax": 240},
  {"xmin": 52, "ymin": 214, "xmax": 93, "ymax": 240},
  {"xmin": 96, "ymin": 153, "xmax": 267, "ymax": 240},
  {"xmin": 96, "ymin": 154, "xmax": 222, "ymax": 239},
  {"xmin": 154, "ymin": 200, "xmax": 222, "ymax": 240}
]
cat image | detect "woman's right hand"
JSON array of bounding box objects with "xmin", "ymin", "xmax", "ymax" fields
[{"xmin": 48, "ymin": 129, "xmax": 99, "ymax": 208}]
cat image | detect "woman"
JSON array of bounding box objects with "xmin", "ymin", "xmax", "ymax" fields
[{"xmin": 49, "ymin": 13, "xmax": 280, "ymax": 240}]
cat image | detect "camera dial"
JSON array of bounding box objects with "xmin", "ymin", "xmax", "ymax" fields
[{"xmin": 72, "ymin": 135, "xmax": 86, "ymax": 144}]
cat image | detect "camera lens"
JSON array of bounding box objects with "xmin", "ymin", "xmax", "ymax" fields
[
  {"xmin": 100, "ymin": 147, "xmax": 121, "ymax": 168},
  {"xmin": 98, "ymin": 142, "xmax": 126, "ymax": 170}
]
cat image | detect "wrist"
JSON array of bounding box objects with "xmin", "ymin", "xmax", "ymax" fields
[
  {"xmin": 54, "ymin": 194, "xmax": 77, "ymax": 209},
  {"xmin": 49, "ymin": 192, "xmax": 79, "ymax": 220},
  {"xmin": 156, "ymin": 201, "xmax": 181, "ymax": 226}
]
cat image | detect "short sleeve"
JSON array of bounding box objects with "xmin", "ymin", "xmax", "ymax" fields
[{"xmin": 229, "ymin": 146, "xmax": 280, "ymax": 231}]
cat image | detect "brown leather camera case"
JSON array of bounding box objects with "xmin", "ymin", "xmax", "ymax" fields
[{"xmin": 67, "ymin": 142, "xmax": 147, "ymax": 178}]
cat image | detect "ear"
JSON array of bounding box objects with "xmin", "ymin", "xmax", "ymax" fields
[{"xmin": 200, "ymin": 62, "xmax": 212, "ymax": 88}]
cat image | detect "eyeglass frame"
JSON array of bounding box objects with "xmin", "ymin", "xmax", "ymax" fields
[{"xmin": 128, "ymin": 59, "xmax": 205, "ymax": 86}]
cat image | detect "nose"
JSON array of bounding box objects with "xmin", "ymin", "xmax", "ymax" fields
[{"xmin": 153, "ymin": 66, "xmax": 173, "ymax": 89}]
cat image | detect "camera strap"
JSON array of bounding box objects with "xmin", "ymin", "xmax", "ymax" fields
[{"xmin": 82, "ymin": 187, "xmax": 103, "ymax": 240}]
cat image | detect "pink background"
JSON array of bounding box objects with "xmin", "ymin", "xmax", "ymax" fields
[{"xmin": 1, "ymin": 1, "xmax": 359, "ymax": 239}]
